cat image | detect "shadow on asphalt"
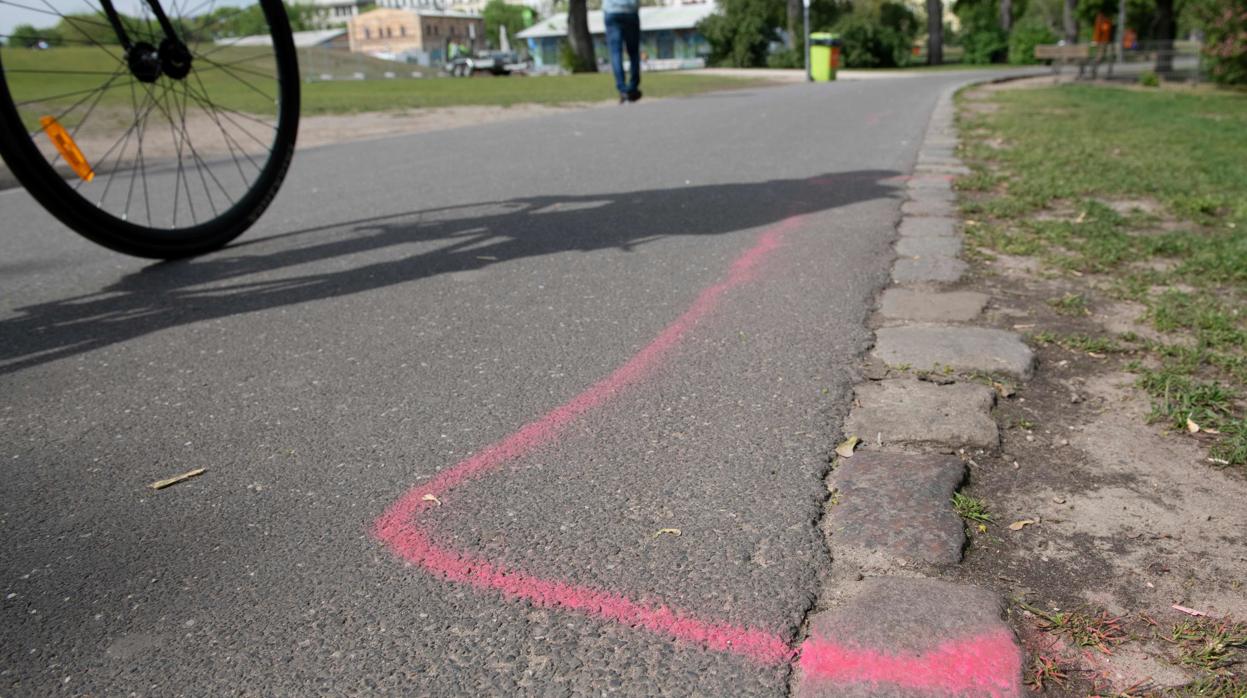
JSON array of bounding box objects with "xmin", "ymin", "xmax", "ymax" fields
[{"xmin": 0, "ymin": 170, "xmax": 901, "ymax": 375}]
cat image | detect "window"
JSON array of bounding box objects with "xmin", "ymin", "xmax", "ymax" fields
[
  {"xmin": 363, "ymin": 27, "xmax": 371, "ymax": 38},
  {"xmin": 400, "ymin": 26, "xmax": 406, "ymax": 36}
]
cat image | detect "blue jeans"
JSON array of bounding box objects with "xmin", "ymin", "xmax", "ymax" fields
[{"xmin": 604, "ymin": 12, "xmax": 641, "ymax": 95}]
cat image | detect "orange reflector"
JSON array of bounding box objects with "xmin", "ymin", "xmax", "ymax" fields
[{"xmin": 39, "ymin": 116, "xmax": 95, "ymax": 182}]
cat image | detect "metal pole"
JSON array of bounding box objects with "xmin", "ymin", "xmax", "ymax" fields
[{"xmin": 803, "ymin": 0, "xmax": 810, "ymax": 81}]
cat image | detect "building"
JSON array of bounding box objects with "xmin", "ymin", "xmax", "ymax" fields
[
  {"xmin": 227, "ymin": 28, "xmax": 350, "ymax": 50},
  {"xmin": 348, "ymin": 7, "xmax": 485, "ymax": 63},
  {"xmin": 515, "ymin": 3, "xmax": 715, "ymax": 70},
  {"xmin": 304, "ymin": 0, "xmax": 374, "ymax": 29}
]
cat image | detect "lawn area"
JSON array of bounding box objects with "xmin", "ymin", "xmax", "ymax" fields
[
  {"xmin": 299, "ymin": 71, "xmax": 772, "ymax": 114},
  {"xmin": 957, "ymin": 83, "xmax": 1247, "ymax": 466},
  {"xmin": 1, "ymin": 45, "xmax": 771, "ymax": 126}
]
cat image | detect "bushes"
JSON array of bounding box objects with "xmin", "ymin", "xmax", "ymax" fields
[
  {"xmin": 1007, "ymin": 17, "xmax": 1058, "ymax": 64},
  {"xmin": 697, "ymin": 0, "xmax": 782, "ymax": 67},
  {"xmin": 1193, "ymin": 0, "xmax": 1247, "ymax": 85},
  {"xmin": 833, "ymin": 0, "xmax": 920, "ymax": 68}
]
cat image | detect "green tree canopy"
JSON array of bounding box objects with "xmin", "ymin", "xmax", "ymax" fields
[{"xmin": 482, "ymin": 0, "xmax": 531, "ymax": 50}]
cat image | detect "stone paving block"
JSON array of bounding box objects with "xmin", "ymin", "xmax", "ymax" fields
[
  {"xmin": 907, "ymin": 187, "xmax": 957, "ymax": 204},
  {"xmin": 828, "ymin": 451, "xmax": 966, "ymax": 565},
  {"xmin": 794, "ymin": 577, "xmax": 1024, "ymax": 698},
  {"xmin": 896, "ymin": 236, "xmax": 962, "ymax": 258},
  {"xmin": 892, "ymin": 256, "xmax": 967, "ymax": 284},
  {"xmin": 880, "ymin": 289, "xmax": 989, "ymax": 323},
  {"xmin": 873, "ymin": 325, "xmax": 1035, "ymax": 380},
  {"xmin": 906, "ymin": 175, "xmax": 954, "ymax": 192},
  {"xmin": 898, "ymin": 217, "xmax": 958, "ymax": 238},
  {"xmin": 900, "ymin": 199, "xmax": 956, "ymax": 218},
  {"xmin": 844, "ymin": 379, "xmax": 998, "ymax": 449},
  {"xmin": 915, "ymin": 164, "xmax": 973, "ymax": 177},
  {"xmin": 916, "ymin": 155, "xmax": 965, "ymax": 169}
]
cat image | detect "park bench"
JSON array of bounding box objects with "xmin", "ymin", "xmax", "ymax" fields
[{"xmin": 1034, "ymin": 43, "xmax": 1110, "ymax": 79}]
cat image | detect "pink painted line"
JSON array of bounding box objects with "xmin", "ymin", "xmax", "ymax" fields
[
  {"xmin": 798, "ymin": 628, "xmax": 1023, "ymax": 697},
  {"xmin": 375, "ymin": 215, "xmax": 806, "ymax": 664},
  {"xmin": 373, "ymin": 201, "xmax": 1023, "ymax": 693}
]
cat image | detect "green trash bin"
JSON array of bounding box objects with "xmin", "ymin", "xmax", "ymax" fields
[{"xmin": 809, "ymin": 33, "xmax": 842, "ymax": 82}]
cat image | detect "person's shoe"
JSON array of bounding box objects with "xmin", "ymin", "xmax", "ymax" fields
[
  {"xmin": 619, "ymin": 93, "xmax": 628, "ymax": 104},
  {"xmin": 626, "ymin": 89, "xmax": 642, "ymax": 102}
]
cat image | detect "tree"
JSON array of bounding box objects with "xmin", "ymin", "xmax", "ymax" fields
[
  {"xmin": 954, "ymin": 0, "xmax": 1009, "ymax": 62},
  {"xmin": 927, "ymin": 0, "xmax": 944, "ymax": 64},
  {"xmin": 1062, "ymin": 0, "xmax": 1078, "ymax": 43},
  {"xmin": 1192, "ymin": 0, "xmax": 1246, "ymax": 84},
  {"xmin": 1152, "ymin": 0, "xmax": 1174, "ymax": 72},
  {"xmin": 9, "ymin": 24, "xmax": 62, "ymax": 47},
  {"xmin": 483, "ymin": 0, "xmax": 531, "ymax": 50},
  {"xmin": 565, "ymin": 0, "xmax": 597, "ymax": 71},
  {"xmin": 698, "ymin": 0, "xmax": 783, "ymax": 67},
  {"xmin": 833, "ymin": 0, "xmax": 920, "ymax": 67}
]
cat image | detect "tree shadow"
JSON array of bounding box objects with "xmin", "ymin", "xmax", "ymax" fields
[{"xmin": 0, "ymin": 170, "xmax": 901, "ymax": 375}]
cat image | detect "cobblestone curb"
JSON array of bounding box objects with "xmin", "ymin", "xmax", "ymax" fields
[{"xmin": 794, "ymin": 82, "xmax": 1031, "ymax": 698}]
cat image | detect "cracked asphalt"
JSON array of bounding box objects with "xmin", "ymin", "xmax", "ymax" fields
[{"xmin": 2, "ymin": 71, "xmax": 1012, "ymax": 695}]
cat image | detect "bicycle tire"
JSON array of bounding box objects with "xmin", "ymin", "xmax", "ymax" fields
[{"xmin": 0, "ymin": 0, "xmax": 300, "ymax": 259}]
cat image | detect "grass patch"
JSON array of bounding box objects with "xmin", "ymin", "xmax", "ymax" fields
[
  {"xmin": 952, "ymin": 492, "xmax": 992, "ymax": 523},
  {"xmin": 1021, "ymin": 604, "xmax": 1129, "ymax": 655},
  {"xmin": 0, "ymin": 45, "xmax": 769, "ymax": 123},
  {"xmin": 959, "ymin": 82, "xmax": 1247, "ymax": 467},
  {"xmin": 1048, "ymin": 292, "xmax": 1091, "ymax": 316}
]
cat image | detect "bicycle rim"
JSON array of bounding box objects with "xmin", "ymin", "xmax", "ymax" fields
[{"xmin": 0, "ymin": 0, "xmax": 298, "ymax": 257}]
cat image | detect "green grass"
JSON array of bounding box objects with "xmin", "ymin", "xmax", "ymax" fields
[
  {"xmin": 959, "ymin": 82, "xmax": 1247, "ymax": 466},
  {"xmin": 951, "ymin": 492, "xmax": 992, "ymax": 523},
  {"xmin": 1, "ymin": 45, "xmax": 770, "ymax": 125}
]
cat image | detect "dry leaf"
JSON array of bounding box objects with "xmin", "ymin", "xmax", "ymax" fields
[
  {"xmin": 835, "ymin": 436, "xmax": 860, "ymax": 459},
  {"xmin": 1075, "ymin": 211, "xmax": 1087, "ymax": 223},
  {"xmin": 1008, "ymin": 519, "xmax": 1037, "ymax": 531},
  {"xmin": 653, "ymin": 528, "xmax": 681, "ymax": 538},
  {"xmin": 148, "ymin": 468, "xmax": 206, "ymax": 490},
  {"xmin": 976, "ymin": 524, "xmax": 988, "ymax": 533},
  {"xmin": 1186, "ymin": 418, "xmax": 1200, "ymax": 434},
  {"xmin": 992, "ymin": 381, "xmax": 1015, "ymax": 398},
  {"xmin": 421, "ymin": 493, "xmax": 442, "ymax": 507}
]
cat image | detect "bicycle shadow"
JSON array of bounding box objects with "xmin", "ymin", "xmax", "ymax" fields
[{"xmin": 0, "ymin": 170, "xmax": 902, "ymax": 375}]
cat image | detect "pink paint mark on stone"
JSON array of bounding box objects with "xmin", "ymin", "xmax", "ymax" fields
[
  {"xmin": 374, "ymin": 215, "xmax": 805, "ymax": 664},
  {"xmin": 798, "ymin": 628, "xmax": 1023, "ymax": 697}
]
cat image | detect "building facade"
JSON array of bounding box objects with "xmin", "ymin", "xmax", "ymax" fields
[
  {"xmin": 516, "ymin": 3, "xmax": 714, "ymax": 69},
  {"xmin": 306, "ymin": 0, "xmax": 374, "ymax": 29},
  {"xmin": 348, "ymin": 7, "xmax": 485, "ymax": 62}
]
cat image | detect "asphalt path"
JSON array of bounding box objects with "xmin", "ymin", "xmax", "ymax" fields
[{"xmin": 2, "ymin": 70, "xmax": 1011, "ymax": 695}]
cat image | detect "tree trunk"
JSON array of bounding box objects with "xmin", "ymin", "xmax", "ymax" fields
[
  {"xmin": 787, "ymin": 0, "xmax": 801, "ymax": 49},
  {"xmin": 926, "ymin": 0, "xmax": 943, "ymax": 65},
  {"xmin": 1000, "ymin": 0, "xmax": 1012, "ymax": 32},
  {"xmin": 1154, "ymin": 0, "xmax": 1175, "ymax": 73},
  {"xmin": 1063, "ymin": 0, "xmax": 1078, "ymax": 43},
  {"xmin": 566, "ymin": 0, "xmax": 597, "ymax": 73}
]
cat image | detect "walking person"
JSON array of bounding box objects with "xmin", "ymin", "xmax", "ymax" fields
[{"xmin": 603, "ymin": 0, "xmax": 642, "ymax": 103}]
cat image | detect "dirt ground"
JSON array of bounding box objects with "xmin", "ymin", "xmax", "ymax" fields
[{"xmin": 943, "ymin": 82, "xmax": 1247, "ymax": 696}]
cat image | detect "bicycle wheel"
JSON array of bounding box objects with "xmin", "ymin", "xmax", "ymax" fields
[{"xmin": 0, "ymin": 0, "xmax": 299, "ymax": 259}]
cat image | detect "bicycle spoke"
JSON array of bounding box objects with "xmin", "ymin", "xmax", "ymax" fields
[
  {"xmin": 31, "ymin": 66, "xmax": 126, "ymax": 138},
  {"xmin": 190, "ymin": 54, "xmax": 276, "ymax": 100},
  {"xmin": 191, "ymin": 71, "xmax": 254, "ymax": 185},
  {"xmin": 182, "ymin": 84, "xmax": 265, "ymax": 173},
  {"xmin": 15, "ymin": 82, "xmax": 130, "ymax": 109}
]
